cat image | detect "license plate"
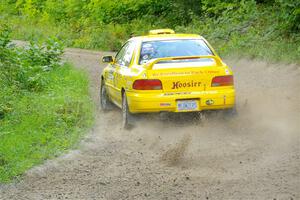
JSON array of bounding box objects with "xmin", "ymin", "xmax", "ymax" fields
[{"xmin": 177, "ymin": 100, "xmax": 198, "ymax": 111}]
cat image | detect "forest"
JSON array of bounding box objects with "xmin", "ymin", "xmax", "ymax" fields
[{"xmin": 1, "ymin": 0, "xmax": 299, "ymax": 62}]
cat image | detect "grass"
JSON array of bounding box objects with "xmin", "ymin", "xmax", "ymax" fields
[{"xmin": 0, "ymin": 64, "xmax": 94, "ymax": 182}]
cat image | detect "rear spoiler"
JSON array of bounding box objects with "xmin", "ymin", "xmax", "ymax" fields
[{"xmin": 145, "ymin": 55, "xmax": 223, "ymax": 69}]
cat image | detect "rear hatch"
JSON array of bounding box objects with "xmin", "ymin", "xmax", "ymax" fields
[{"xmin": 147, "ymin": 59, "xmax": 224, "ymax": 92}]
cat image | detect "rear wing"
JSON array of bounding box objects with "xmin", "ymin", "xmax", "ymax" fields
[{"xmin": 145, "ymin": 55, "xmax": 223, "ymax": 69}]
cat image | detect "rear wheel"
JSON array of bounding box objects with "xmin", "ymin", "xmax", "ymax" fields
[
  {"xmin": 100, "ymin": 80, "xmax": 113, "ymax": 111},
  {"xmin": 122, "ymin": 92, "xmax": 133, "ymax": 129}
]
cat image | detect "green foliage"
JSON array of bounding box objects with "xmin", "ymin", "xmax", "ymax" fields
[
  {"xmin": 1, "ymin": 0, "xmax": 300, "ymax": 62},
  {"xmin": 0, "ymin": 26, "xmax": 93, "ymax": 182},
  {"xmin": 201, "ymin": 0, "xmax": 240, "ymax": 17},
  {"xmin": 0, "ymin": 25, "xmax": 64, "ymax": 92},
  {"xmin": 275, "ymin": 0, "xmax": 300, "ymax": 33},
  {"xmin": 0, "ymin": 0, "xmax": 300, "ymax": 62}
]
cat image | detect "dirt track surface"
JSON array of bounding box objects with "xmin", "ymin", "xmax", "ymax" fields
[{"xmin": 1, "ymin": 48, "xmax": 300, "ymax": 200}]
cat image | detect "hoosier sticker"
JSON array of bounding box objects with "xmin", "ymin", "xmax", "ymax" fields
[{"xmin": 172, "ymin": 81, "xmax": 201, "ymax": 89}]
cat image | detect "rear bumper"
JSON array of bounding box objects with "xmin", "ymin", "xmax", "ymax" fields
[{"xmin": 126, "ymin": 89, "xmax": 235, "ymax": 113}]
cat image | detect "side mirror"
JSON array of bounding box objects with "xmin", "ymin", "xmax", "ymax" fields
[{"xmin": 102, "ymin": 56, "xmax": 114, "ymax": 63}]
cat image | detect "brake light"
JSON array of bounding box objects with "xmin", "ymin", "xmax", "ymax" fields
[
  {"xmin": 133, "ymin": 79, "xmax": 162, "ymax": 90},
  {"xmin": 211, "ymin": 75, "xmax": 233, "ymax": 87}
]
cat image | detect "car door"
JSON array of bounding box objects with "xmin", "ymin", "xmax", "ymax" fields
[{"xmin": 113, "ymin": 41, "xmax": 136, "ymax": 105}]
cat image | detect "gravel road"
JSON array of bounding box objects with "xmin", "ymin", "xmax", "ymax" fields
[{"xmin": 0, "ymin": 48, "xmax": 299, "ymax": 200}]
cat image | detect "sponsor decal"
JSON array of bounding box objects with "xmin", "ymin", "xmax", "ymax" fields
[
  {"xmin": 207, "ymin": 70, "xmax": 219, "ymax": 73},
  {"xmin": 163, "ymin": 92, "xmax": 191, "ymax": 96},
  {"xmin": 172, "ymin": 81, "xmax": 201, "ymax": 89},
  {"xmin": 152, "ymin": 71, "xmax": 204, "ymax": 77},
  {"xmin": 160, "ymin": 103, "xmax": 171, "ymax": 106},
  {"xmin": 107, "ymin": 70, "xmax": 114, "ymax": 81},
  {"xmin": 151, "ymin": 70, "xmax": 220, "ymax": 77}
]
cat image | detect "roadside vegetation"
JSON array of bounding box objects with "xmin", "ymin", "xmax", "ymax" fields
[
  {"xmin": 0, "ymin": 26, "xmax": 93, "ymax": 182},
  {"xmin": 1, "ymin": 0, "xmax": 299, "ymax": 63}
]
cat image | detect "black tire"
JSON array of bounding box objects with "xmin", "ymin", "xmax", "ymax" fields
[
  {"xmin": 100, "ymin": 80, "xmax": 113, "ymax": 111},
  {"xmin": 122, "ymin": 92, "xmax": 133, "ymax": 129}
]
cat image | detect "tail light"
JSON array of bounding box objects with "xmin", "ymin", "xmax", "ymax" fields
[
  {"xmin": 133, "ymin": 79, "xmax": 162, "ymax": 90},
  {"xmin": 211, "ymin": 75, "xmax": 233, "ymax": 87}
]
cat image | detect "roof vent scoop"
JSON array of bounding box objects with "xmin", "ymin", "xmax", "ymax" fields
[{"xmin": 149, "ymin": 29, "xmax": 175, "ymax": 35}]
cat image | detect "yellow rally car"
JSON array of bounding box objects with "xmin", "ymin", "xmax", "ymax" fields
[{"xmin": 100, "ymin": 29, "xmax": 235, "ymax": 127}]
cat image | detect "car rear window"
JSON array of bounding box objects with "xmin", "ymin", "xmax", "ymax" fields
[{"xmin": 139, "ymin": 39, "xmax": 213, "ymax": 65}]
